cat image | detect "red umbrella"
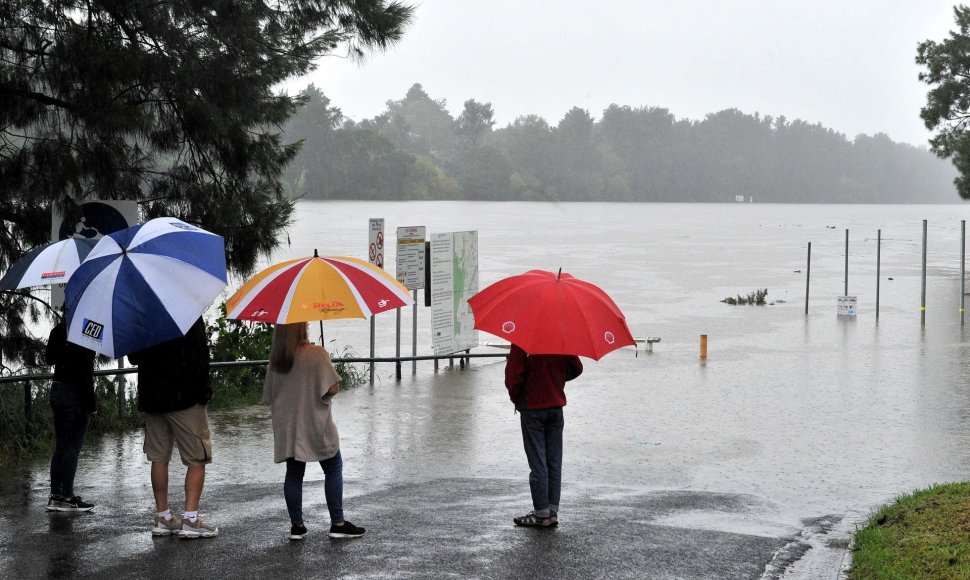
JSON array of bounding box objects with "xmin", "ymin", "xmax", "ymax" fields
[{"xmin": 467, "ymin": 269, "xmax": 636, "ymax": 360}]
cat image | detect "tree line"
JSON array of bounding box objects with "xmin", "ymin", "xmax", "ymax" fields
[{"xmin": 283, "ymin": 83, "xmax": 958, "ymax": 204}]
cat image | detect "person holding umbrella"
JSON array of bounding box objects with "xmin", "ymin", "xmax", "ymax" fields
[
  {"xmin": 262, "ymin": 322, "xmax": 365, "ymax": 541},
  {"xmin": 45, "ymin": 315, "xmax": 97, "ymax": 512},
  {"xmin": 468, "ymin": 269, "xmax": 634, "ymax": 528},
  {"xmin": 505, "ymin": 344, "xmax": 583, "ymax": 528},
  {"xmin": 128, "ymin": 318, "xmax": 218, "ymax": 539}
]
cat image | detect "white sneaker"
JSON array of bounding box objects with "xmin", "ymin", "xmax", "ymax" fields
[
  {"xmin": 180, "ymin": 516, "xmax": 218, "ymax": 539},
  {"xmin": 151, "ymin": 514, "xmax": 182, "ymax": 536}
]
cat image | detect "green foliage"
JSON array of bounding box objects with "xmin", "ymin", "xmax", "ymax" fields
[
  {"xmin": 0, "ymin": 376, "xmax": 140, "ymax": 468},
  {"xmin": 204, "ymin": 306, "xmax": 367, "ymax": 408},
  {"xmin": 328, "ymin": 343, "xmax": 367, "ymax": 390},
  {"xmin": 206, "ymin": 305, "xmax": 274, "ymax": 409},
  {"xmin": 850, "ymin": 482, "xmax": 970, "ymax": 579},
  {"xmin": 918, "ymin": 5, "xmax": 970, "ymax": 199},
  {"xmin": 283, "ymin": 84, "xmax": 956, "ymax": 204},
  {"xmin": 1, "ymin": 0, "xmax": 415, "ymax": 372},
  {"xmin": 456, "ymin": 99, "xmax": 496, "ymax": 146}
]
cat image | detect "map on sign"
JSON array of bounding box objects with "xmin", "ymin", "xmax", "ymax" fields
[{"xmin": 430, "ymin": 231, "xmax": 478, "ymax": 355}]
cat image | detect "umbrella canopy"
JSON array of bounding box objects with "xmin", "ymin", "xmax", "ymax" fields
[
  {"xmin": 467, "ymin": 269, "xmax": 636, "ymax": 360},
  {"xmin": 0, "ymin": 237, "xmax": 98, "ymax": 290},
  {"xmin": 65, "ymin": 217, "xmax": 227, "ymax": 357},
  {"xmin": 225, "ymin": 252, "xmax": 413, "ymax": 324}
]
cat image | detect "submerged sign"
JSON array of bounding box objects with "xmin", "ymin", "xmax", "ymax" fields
[{"xmin": 837, "ymin": 295, "xmax": 857, "ymax": 317}]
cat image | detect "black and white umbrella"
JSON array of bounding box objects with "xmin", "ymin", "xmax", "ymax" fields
[{"xmin": 0, "ymin": 238, "xmax": 99, "ymax": 291}]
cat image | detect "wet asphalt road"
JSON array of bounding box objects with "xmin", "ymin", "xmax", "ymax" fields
[
  {"xmin": 0, "ymin": 360, "xmax": 856, "ymax": 579},
  {"xmin": 1, "ymin": 479, "xmax": 800, "ymax": 579}
]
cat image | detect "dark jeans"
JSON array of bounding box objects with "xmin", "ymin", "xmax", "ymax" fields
[
  {"xmin": 283, "ymin": 450, "xmax": 344, "ymax": 526},
  {"xmin": 519, "ymin": 407, "xmax": 564, "ymax": 513},
  {"xmin": 49, "ymin": 381, "xmax": 91, "ymax": 499}
]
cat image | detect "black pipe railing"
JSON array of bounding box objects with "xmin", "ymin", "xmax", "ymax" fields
[
  {"xmin": 2, "ymin": 351, "xmax": 511, "ymax": 441},
  {"xmin": 0, "ymin": 352, "xmax": 510, "ymax": 385}
]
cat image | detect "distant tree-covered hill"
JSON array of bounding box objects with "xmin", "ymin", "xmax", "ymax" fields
[{"xmin": 282, "ymin": 83, "xmax": 958, "ymax": 203}]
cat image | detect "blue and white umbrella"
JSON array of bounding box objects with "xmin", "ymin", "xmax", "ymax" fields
[
  {"xmin": 0, "ymin": 238, "xmax": 99, "ymax": 290},
  {"xmin": 65, "ymin": 217, "xmax": 227, "ymax": 357}
]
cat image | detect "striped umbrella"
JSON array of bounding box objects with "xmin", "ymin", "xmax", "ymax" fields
[
  {"xmin": 65, "ymin": 218, "xmax": 227, "ymax": 357},
  {"xmin": 0, "ymin": 238, "xmax": 99, "ymax": 290},
  {"xmin": 226, "ymin": 251, "xmax": 413, "ymax": 324}
]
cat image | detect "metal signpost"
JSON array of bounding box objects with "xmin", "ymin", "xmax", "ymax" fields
[
  {"xmin": 368, "ymin": 218, "xmax": 384, "ymax": 383},
  {"xmin": 396, "ymin": 226, "xmax": 426, "ymax": 375}
]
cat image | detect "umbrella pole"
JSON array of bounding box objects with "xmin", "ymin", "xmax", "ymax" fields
[{"xmin": 318, "ymin": 320, "xmax": 325, "ymax": 345}]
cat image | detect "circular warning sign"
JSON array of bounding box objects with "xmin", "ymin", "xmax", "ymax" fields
[
  {"xmin": 376, "ymin": 231, "xmax": 384, "ymax": 250},
  {"xmin": 369, "ymin": 243, "xmax": 377, "ymax": 262}
]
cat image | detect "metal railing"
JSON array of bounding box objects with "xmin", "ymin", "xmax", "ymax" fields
[
  {"xmin": 1, "ymin": 351, "xmax": 510, "ymax": 441},
  {"xmin": 0, "ymin": 352, "xmax": 511, "ymax": 385}
]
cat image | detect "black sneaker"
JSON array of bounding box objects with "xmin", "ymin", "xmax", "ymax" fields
[
  {"xmin": 289, "ymin": 524, "xmax": 307, "ymax": 540},
  {"xmin": 46, "ymin": 495, "xmax": 94, "ymax": 512},
  {"xmin": 328, "ymin": 521, "xmax": 365, "ymax": 538}
]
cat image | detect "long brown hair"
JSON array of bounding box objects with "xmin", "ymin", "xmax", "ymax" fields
[{"xmin": 269, "ymin": 322, "xmax": 308, "ymax": 374}]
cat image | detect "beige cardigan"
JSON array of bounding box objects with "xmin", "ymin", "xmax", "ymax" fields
[{"xmin": 262, "ymin": 344, "xmax": 341, "ymax": 463}]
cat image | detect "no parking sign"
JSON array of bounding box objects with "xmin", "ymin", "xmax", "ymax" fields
[{"xmin": 368, "ymin": 218, "xmax": 384, "ymax": 269}]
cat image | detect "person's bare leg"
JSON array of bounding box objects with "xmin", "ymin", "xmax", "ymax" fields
[
  {"xmin": 184, "ymin": 465, "xmax": 205, "ymax": 512},
  {"xmin": 150, "ymin": 462, "xmax": 169, "ymax": 512}
]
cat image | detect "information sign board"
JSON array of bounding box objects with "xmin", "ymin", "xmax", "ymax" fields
[{"xmin": 396, "ymin": 226, "xmax": 426, "ymax": 290}]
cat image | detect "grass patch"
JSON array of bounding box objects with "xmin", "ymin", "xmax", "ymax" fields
[{"xmin": 850, "ymin": 482, "xmax": 970, "ymax": 579}]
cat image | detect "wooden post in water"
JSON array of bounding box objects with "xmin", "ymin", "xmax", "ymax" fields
[
  {"xmin": 805, "ymin": 242, "xmax": 811, "ymax": 315},
  {"xmin": 844, "ymin": 229, "xmax": 849, "ymax": 296},
  {"xmin": 962, "ymin": 220, "xmax": 966, "ymax": 325},
  {"xmin": 699, "ymin": 335, "xmax": 708, "ymax": 359},
  {"xmin": 876, "ymin": 230, "xmax": 881, "ymax": 320},
  {"xmin": 921, "ymin": 220, "xmax": 928, "ymax": 326}
]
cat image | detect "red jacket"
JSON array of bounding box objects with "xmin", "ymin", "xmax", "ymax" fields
[{"xmin": 504, "ymin": 344, "xmax": 583, "ymax": 411}]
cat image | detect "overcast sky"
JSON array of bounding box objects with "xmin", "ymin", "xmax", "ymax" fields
[{"xmin": 285, "ymin": 1, "xmax": 959, "ymax": 147}]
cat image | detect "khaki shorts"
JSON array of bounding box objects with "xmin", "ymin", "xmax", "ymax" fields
[{"xmin": 143, "ymin": 404, "xmax": 213, "ymax": 466}]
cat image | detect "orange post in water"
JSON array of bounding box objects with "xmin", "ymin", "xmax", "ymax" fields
[{"xmin": 700, "ymin": 334, "xmax": 708, "ymax": 358}]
